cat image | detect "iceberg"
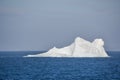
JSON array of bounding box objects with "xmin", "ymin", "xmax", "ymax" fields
[{"xmin": 25, "ymin": 37, "xmax": 109, "ymax": 57}]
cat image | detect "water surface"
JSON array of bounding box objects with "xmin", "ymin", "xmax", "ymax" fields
[{"xmin": 0, "ymin": 51, "xmax": 120, "ymax": 80}]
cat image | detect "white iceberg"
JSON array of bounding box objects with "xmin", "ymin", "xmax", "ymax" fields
[{"xmin": 25, "ymin": 37, "xmax": 109, "ymax": 57}]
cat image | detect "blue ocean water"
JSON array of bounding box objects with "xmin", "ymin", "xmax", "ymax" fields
[{"xmin": 0, "ymin": 51, "xmax": 120, "ymax": 80}]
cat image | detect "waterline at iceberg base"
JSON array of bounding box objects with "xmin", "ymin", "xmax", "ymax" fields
[{"xmin": 25, "ymin": 37, "xmax": 109, "ymax": 57}]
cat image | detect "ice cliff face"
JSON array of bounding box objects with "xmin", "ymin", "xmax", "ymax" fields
[{"xmin": 25, "ymin": 37, "xmax": 109, "ymax": 57}]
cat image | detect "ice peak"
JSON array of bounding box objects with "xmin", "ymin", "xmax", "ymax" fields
[
  {"xmin": 75, "ymin": 37, "xmax": 89, "ymax": 43},
  {"xmin": 92, "ymin": 39, "xmax": 104, "ymax": 46},
  {"xmin": 75, "ymin": 37, "xmax": 84, "ymax": 41}
]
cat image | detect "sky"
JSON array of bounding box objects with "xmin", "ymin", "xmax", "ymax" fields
[{"xmin": 0, "ymin": 0, "xmax": 120, "ymax": 51}]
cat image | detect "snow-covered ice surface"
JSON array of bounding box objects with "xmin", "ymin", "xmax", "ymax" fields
[{"xmin": 25, "ymin": 37, "xmax": 109, "ymax": 57}]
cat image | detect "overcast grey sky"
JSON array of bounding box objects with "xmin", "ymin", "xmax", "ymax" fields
[{"xmin": 0, "ymin": 0, "xmax": 120, "ymax": 51}]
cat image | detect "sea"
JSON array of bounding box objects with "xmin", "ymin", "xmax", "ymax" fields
[{"xmin": 0, "ymin": 51, "xmax": 120, "ymax": 80}]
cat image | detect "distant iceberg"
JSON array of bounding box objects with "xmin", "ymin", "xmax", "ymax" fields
[{"xmin": 25, "ymin": 37, "xmax": 109, "ymax": 57}]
